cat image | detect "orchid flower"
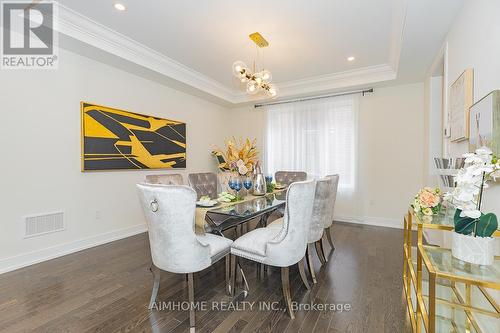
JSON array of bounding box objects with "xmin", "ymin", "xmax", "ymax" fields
[{"xmin": 445, "ymin": 146, "xmax": 500, "ymax": 219}]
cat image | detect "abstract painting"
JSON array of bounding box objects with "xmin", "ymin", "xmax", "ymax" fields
[{"xmin": 81, "ymin": 102, "xmax": 186, "ymax": 171}]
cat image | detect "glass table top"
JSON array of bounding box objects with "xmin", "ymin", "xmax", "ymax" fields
[
  {"xmin": 207, "ymin": 192, "xmax": 286, "ymax": 219},
  {"xmin": 421, "ymin": 245, "xmax": 500, "ymax": 287},
  {"xmin": 413, "ymin": 207, "xmax": 456, "ymax": 228},
  {"xmin": 412, "ymin": 207, "xmax": 500, "ymax": 235}
]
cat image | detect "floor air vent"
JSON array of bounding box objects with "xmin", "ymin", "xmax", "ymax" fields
[{"xmin": 25, "ymin": 212, "xmax": 64, "ymax": 238}]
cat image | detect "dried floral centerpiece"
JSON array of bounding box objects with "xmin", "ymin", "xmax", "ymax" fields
[{"xmin": 213, "ymin": 137, "xmax": 259, "ymax": 176}]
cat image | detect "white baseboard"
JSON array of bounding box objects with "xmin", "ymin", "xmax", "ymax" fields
[
  {"xmin": 0, "ymin": 215, "xmax": 401, "ymax": 275},
  {"xmin": 334, "ymin": 215, "xmax": 402, "ymax": 229},
  {"xmin": 0, "ymin": 223, "xmax": 147, "ymax": 275}
]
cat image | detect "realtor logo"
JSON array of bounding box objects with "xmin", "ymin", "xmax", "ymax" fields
[{"xmin": 1, "ymin": 1, "xmax": 58, "ymax": 69}]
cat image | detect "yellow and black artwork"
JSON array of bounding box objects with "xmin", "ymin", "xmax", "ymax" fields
[{"xmin": 81, "ymin": 102, "xmax": 186, "ymax": 171}]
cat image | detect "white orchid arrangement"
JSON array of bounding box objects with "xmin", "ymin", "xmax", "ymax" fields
[{"xmin": 445, "ymin": 147, "xmax": 500, "ymax": 219}]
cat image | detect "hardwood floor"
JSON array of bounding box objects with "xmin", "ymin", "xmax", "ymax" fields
[{"xmin": 0, "ymin": 222, "xmax": 412, "ymax": 333}]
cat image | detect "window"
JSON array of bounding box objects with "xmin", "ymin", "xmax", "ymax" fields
[{"xmin": 264, "ymin": 95, "xmax": 358, "ymax": 190}]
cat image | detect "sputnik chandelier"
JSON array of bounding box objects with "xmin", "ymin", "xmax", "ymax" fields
[{"xmin": 232, "ymin": 32, "xmax": 278, "ymax": 98}]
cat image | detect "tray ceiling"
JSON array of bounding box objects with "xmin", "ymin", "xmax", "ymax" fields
[{"xmin": 56, "ymin": 0, "xmax": 464, "ymax": 105}]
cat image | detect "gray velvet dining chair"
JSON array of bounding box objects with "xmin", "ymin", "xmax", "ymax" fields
[
  {"xmin": 145, "ymin": 173, "xmax": 184, "ymax": 185},
  {"xmin": 188, "ymin": 172, "xmax": 218, "ymax": 199},
  {"xmin": 275, "ymin": 171, "xmax": 307, "ymax": 186},
  {"xmin": 273, "ymin": 171, "xmax": 308, "ymax": 218},
  {"xmin": 324, "ymin": 174, "xmax": 340, "ymax": 255},
  {"xmin": 269, "ymin": 178, "xmax": 333, "ymax": 284},
  {"xmin": 136, "ymin": 183, "xmax": 233, "ymax": 328},
  {"xmin": 229, "ymin": 180, "xmax": 316, "ymax": 319}
]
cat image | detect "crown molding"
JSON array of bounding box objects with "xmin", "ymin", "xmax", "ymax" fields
[
  {"xmin": 55, "ymin": 4, "xmax": 406, "ymax": 105},
  {"xmin": 231, "ymin": 64, "xmax": 397, "ymax": 104},
  {"xmin": 56, "ymin": 4, "xmax": 236, "ymax": 102}
]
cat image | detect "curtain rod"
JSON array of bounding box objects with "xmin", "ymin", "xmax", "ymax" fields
[{"xmin": 254, "ymin": 88, "xmax": 374, "ymax": 108}]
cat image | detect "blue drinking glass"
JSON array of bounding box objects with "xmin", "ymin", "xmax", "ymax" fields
[
  {"xmin": 228, "ymin": 178, "xmax": 235, "ymax": 190},
  {"xmin": 243, "ymin": 178, "xmax": 253, "ymax": 190},
  {"xmin": 233, "ymin": 179, "xmax": 243, "ymax": 199}
]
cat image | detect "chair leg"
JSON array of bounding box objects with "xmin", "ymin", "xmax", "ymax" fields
[
  {"xmin": 320, "ymin": 238, "xmax": 328, "ymax": 262},
  {"xmin": 187, "ymin": 273, "xmax": 195, "ymax": 327},
  {"xmin": 306, "ymin": 244, "xmax": 317, "ymax": 284},
  {"xmin": 238, "ymin": 263, "xmax": 250, "ymax": 295},
  {"xmin": 225, "ymin": 254, "xmax": 231, "ymax": 296},
  {"xmin": 281, "ymin": 266, "xmax": 295, "ymax": 319},
  {"xmin": 258, "ymin": 263, "xmax": 269, "ymax": 279},
  {"xmin": 148, "ymin": 265, "xmax": 161, "ymax": 310},
  {"xmin": 325, "ymin": 226, "xmax": 335, "ymax": 252},
  {"xmin": 298, "ymin": 257, "xmax": 311, "ymax": 290},
  {"xmin": 315, "ymin": 240, "xmax": 327, "ymax": 265},
  {"xmin": 230, "ymin": 254, "xmax": 237, "ymax": 296}
]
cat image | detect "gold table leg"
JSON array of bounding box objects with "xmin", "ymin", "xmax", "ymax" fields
[{"xmin": 429, "ymin": 272, "xmax": 436, "ymax": 333}]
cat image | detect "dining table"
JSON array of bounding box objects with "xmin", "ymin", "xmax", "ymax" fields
[{"xmin": 194, "ymin": 189, "xmax": 287, "ymax": 235}]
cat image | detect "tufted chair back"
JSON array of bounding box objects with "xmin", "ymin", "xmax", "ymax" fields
[
  {"xmin": 145, "ymin": 174, "xmax": 184, "ymax": 185},
  {"xmin": 324, "ymin": 174, "xmax": 340, "ymax": 228},
  {"xmin": 275, "ymin": 171, "xmax": 307, "ymax": 186},
  {"xmin": 188, "ymin": 172, "xmax": 218, "ymax": 199},
  {"xmin": 308, "ymin": 178, "xmax": 333, "ymax": 243},
  {"xmin": 266, "ymin": 180, "xmax": 316, "ymax": 267},
  {"xmin": 136, "ymin": 183, "xmax": 211, "ymax": 274}
]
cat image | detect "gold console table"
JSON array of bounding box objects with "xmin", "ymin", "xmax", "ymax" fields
[{"xmin": 403, "ymin": 209, "xmax": 500, "ymax": 332}]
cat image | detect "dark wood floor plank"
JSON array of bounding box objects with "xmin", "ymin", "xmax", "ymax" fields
[{"xmin": 0, "ymin": 222, "xmax": 412, "ymax": 333}]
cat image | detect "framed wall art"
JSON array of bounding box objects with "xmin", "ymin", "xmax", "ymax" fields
[
  {"xmin": 449, "ymin": 68, "xmax": 473, "ymax": 142},
  {"xmin": 81, "ymin": 102, "xmax": 186, "ymax": 171},
  {"xmin": 469, "ymin": 90, "xmax": 500, "ymax": 156}
]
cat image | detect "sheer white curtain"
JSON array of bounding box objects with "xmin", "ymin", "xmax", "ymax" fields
[{"xmin": 264, "ymin": 94, "xmax": 359, "ymax": 193}]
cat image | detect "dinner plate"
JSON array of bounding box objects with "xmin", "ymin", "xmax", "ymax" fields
[{"xmin": 196, "ymin": 200, "xmax": 218, "ymax": 207}]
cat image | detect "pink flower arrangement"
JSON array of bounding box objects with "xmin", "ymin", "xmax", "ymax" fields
[{"xmin": 411, "ymin": 187, "xmax": 442, "ymax": 216}]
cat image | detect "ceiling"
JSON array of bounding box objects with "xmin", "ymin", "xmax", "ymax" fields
[{"xmin": 56, "ymin": 0, "xmax": 464, "ymax": 105}]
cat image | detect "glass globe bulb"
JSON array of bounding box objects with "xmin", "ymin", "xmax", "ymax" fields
[
  {"xmin": 246, "ymin": 81, "xmax": 260, "ymax": 95},
  {"xmin": 254, "ymin": 72, "xmax": 263, "ymax": 85},
  {"xmin": 261, "ymin": 70, "xmax": 272, "ymax": 82},
  {"xmin": 232, "ymin": 61, "xmax": 247, "ymax": 78},
  {"xmin": 265, "ymin": 84, "xmax": 279, "ymax": 98}
]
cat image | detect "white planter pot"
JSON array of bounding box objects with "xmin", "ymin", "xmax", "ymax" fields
[{"xmin": 451, "ymin": 232, "xmax": 496, "ymax": 266}]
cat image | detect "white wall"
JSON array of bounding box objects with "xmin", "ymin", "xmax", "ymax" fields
[
  {"xmin": 424, "ymin": 6, "xmax": 500, "ymax": 322},
  {"xmin": 432, "ymin": 0, "xmax": 500, "ymax": 216},
  {"xmin": 0, "ymin": 49, "xmax": 229, "ymax": 273},
  {"xmin": 356, "ymin": 83, "xmax": 425, "ymax": 225},
  {"xmin": 446, "ymin": 0, "xmax": 500, "ymax": 158},
  {"xmin": 228, "ymin": 83, "xmax": 426, "ymax": 227}
]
